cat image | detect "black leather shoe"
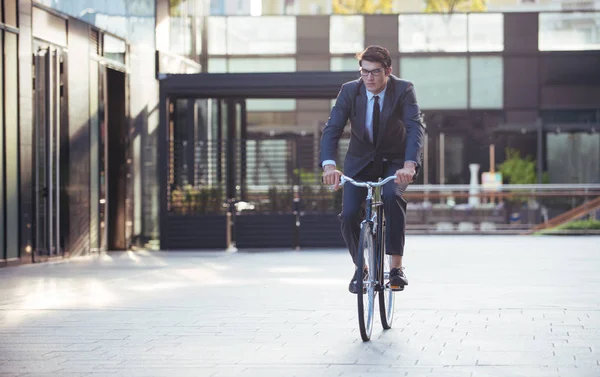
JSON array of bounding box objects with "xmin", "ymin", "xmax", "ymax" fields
[
  {"xmin": 388, "ymin": 268, "xmax": 408, "ymax": 291},
  {"xmin": 348, "ymin": 268, "xmax": 368, "ymax": 294}
]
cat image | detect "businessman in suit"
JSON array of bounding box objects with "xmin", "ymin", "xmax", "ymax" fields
[{"xmin": 320, "ymin": 45, "xmax": 425, "ymax": 294}]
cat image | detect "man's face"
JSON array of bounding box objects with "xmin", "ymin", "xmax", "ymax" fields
[{"xmin": 360, "ymin": 60, "xmax": 391, "ymax": 94}]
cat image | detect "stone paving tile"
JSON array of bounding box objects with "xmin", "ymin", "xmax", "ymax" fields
[{"xmin": 0, "ymin": 236, "xmax": 599, "ymax": 377}]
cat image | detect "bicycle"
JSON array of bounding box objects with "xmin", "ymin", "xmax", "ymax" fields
[{"xmin": 339, "ymin": 174, "xmax": 398, "ymax": 342}]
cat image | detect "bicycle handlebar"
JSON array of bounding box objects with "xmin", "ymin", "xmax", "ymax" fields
[{"xmin": 340, "ymin": 175, "xmax": 397, "ymax": 188}]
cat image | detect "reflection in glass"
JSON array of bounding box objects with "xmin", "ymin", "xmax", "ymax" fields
[
  {"xmin": 208, "ymin": 58, "xmax": 228, "ymax": 73},
  {"xmin": 169, "ymin": 0, "xmax": 203, "ymax": 60},
  {"xmin": 547, "ymin": 133, "xmax": 600, "ymax": 183},
  {"xmin": 444, "ymin": 135, "xmax": 465, "ymax": 184},
  {"xmin": 247, "ymin": 99, "xmax": 296, "ymax": 112},
  {"xmin": 330, "ymin": 16, "xmax": 364, "ymax": 54},
  {"xmin": 208, "ymin": 17, "xmax": 228, "ymax": 54},
  {"xmin": 196, "ymin": 17, "xmax": 203, "ymax": 55},
  {"xmin": 400, "ymin": 57, "xmax": 467, "ymax": 109},
  {"xmin": 4, "ymin": 0, "xmax": 17, "ymax": 27},
  {"xmin": 541, "ymin": 110, "xmax": 600, "ymax": 124},
  {"xmin": 4, "ymin": 32, "xmax": 19, "ymax": 259},
  {"xmin": 36, "ymin": 0, "xmax": 156, "ymax": 45},
  {"xmin": 226, "ymin": 17, "xmax": 296, "ymax": 55},
  {"xmin": 90, "ymin": 60, "xmax": 100, "ymax": 251},
  {"xmin": 470, "ymin": 56, "xmax": 503, "ymax": 109},
  {"xmin": 210, "ymin": 0, "xmax": 252, "ymax": 15},
  {"xmin": 170, "ymin": 14, "xmax": 193, "ymax": 57},
  {"xmin": 104, "ymin": 34, "xmax": 127, "ymax": 64},
  {"xmin": 330, "ymin": 57, "xmax": 358, "ymax": 71},
  {"xmin": 246, "ymin": 140, "xmax": 288, "ymax": 186},
  {"xmin": 399, "ymin": 14, "xmax": 467, "ymax": 52},
  {"xmin": 227, "ymin": 58, "xmax": 296, "ymax": 73},
  {"xmin": 468, "ymin": 14, "xmax": 503, "ymax": 51},
  {"xmin": 539, "ymin": 12, "xmax": 600, "ymax": 51}
]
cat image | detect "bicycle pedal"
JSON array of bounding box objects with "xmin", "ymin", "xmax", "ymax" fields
[{"xmin": 388, "ymin": 284, "xmax": 404, "ymax": 292}]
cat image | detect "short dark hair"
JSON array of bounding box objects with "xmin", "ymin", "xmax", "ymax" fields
[{"xmin": 356, "ymin": 45, "xmax": 392, "ymax": 69}]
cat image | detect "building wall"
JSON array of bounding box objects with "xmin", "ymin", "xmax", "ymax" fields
[
  {"xmin": 66, "ymin": 17, "xmax": 92, "ymax": 256},
  {"xmin": 35, "ymin": 0, "xmax": 160, "ymax": 246},
  {"xmin": 256, "ymin": 0, "xmax": 597, "ymax": 15},
  {"xmin": 1, "ymin": 0, "xmax": 21, "ymax": 264},
  {"xmin": 203, "ymin": 10, "xmax": 599, "ymax": 185},
  {"xmin": 2, "ymin": 1, "xmax": 163, "ymax": 263},
  {"xmin": 3, "ymin": 2, "xmax": 599, "ymax": 264}
]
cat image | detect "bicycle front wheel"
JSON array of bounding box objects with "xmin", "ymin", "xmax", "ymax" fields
[
  {"xmin": 357, "ymin": 222, "xmax": 376, "ymax": 342},
  {"xmin": 379, "ymin": 216, "xmax": 395, "ymax": 329},
  {"xmin": 379, "ymin": 255, "xmax": 395, "ymax": 329}
]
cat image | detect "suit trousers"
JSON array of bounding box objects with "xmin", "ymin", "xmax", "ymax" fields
[{"xmin": 340, "ymin": 160, "xmax": 409, "ymax": 268}]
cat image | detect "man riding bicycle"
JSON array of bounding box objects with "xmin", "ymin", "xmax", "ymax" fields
[{"xmin": 320, "ymin": 45, "xmax": 425, "ymax": 294}]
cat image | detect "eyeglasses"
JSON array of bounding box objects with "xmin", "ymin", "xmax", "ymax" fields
[{"xmin": 359, "ymin": 68, "xmax": 384, "ymax": 77}]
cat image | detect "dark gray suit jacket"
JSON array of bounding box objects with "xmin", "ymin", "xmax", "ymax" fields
[{"xmin": 319, "ymin": 75, "xmax": 425, "ymax": 179}]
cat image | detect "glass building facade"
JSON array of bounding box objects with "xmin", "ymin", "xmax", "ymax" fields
[{"xmin": 1, "ymin": 0, "xmax": 599, "ymax": 263}]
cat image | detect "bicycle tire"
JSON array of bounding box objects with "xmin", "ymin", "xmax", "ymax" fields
[
  {"xmin": 357, "ymin": 222, "xmax": 376, "ymax": 342},
  {"xmin": 378, "ymin": 214, "xmax": 395, "ymax": 329}
]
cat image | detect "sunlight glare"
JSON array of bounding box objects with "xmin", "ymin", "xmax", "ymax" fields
[{"xmin": 251, "ymin": 0, "xmax": 262, "ymax": 16}]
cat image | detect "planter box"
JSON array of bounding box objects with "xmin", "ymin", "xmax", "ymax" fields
[
  {"xmin": 235, "ymin": 214, "xmax": 296, "ymax": 249},
  {"xmin": 163, "ymin": 214, "xmax": 228, "ymax": 250},
  {"xmin": 299, "ymin": 213, "xmax": 346, "ymax": 248}
]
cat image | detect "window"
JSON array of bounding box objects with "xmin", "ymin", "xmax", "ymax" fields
[
  {"xmin": 104, "ymin": 34, "xmax": 127, "ymax": 64},
  {"xmin": 32, "ymin": 7, "xmax": 68, "ymax": 47},
  {"xmin": 541, "ymin": 110, "xmax": 600, "ymax": 124},
  {"xmin": 226, "ymin": 16, "xmax": 296, "ymax": 55},
  {"xmin": 468, "ymin": 14, "xmax": 503, "ymax": 52},
  {"xmin": 208, "ymin": 17, "xmax": 227, "ymax": 54},
  {"xmin": 539, "ymin": 12, "xmax": 600, "ymax": 51},
  {"xmin": 208, "ymin": 58, "xmax": 228, "ymax": 73},
  {"xmin": 4, "ymin": 0, "xmax": 17, "ymax": 27},
  {"xmin": 470, "ymin": 57, "xmax": 503, "ymax": 109},
  {"xmin": 330, "ymin": 16, "xmax": 364, "ymax": 54},
  {"xmin": 400, "ymin": 57, "xmax": 468, "ymax": 109},
  {"xmin": 330, "ymin": 57, "xmax": 358, "ymax": 72},
  {"xmin": 170, "ymin": 15, "xmax": 193, "ymax": 57},
  {"xmin": 443, "ymin": 135, "xmax": 465, "ymax": 184},
  {"xmin": 210, "ymin": 0, "xmax": 252, "ymax": 15},
  {"xmin": 547, "ymin": 133, "xmax": 600, "ymax": 183},
  {"xmin": 4, "ymin": 31, "xmax": 18, "ymax": 259},
  {"xmin": 246, "ymin": 140, "xmax": 288, "ymax": 186},
  {"xmin": 169, "ymin": 0, "xmax": 203, "ymax": 60},
  {"xmin": 210, "ymin": 57, "xmax": 296, "ymax": 73},
  {"xmin": 399, "ymin": 14, "xmax": 467, "ymax": 53},
  {"xmin": 247, "ymin": 99, "xmax": 296, "ymax": 112}
]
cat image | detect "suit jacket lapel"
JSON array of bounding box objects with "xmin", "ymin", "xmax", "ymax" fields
[
  {"xmin": 377, "ymin": 78, "xmax": 395, "ymax": 146},
  {"xmin": 355, "ymin": 83, "xmax": 368, "ymax": 142}
]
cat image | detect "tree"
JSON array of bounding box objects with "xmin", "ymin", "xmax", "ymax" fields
[
  {"xmin": 424, "ymin": 0, "xmax": 486, "ymax": 13},
  {"xmin": 332, "ymin": 0, "xmax": 393, "ymax": 14}
]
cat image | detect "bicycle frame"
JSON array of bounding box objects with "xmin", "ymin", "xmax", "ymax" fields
[{"xmin": 340, "ymin": 175, "xmax": 396, "ymax": 292}]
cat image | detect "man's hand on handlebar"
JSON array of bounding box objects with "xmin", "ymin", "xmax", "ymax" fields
[
  {"xmin": 322, "ymin": 164, "xmax": 343, "ymax": 191},
  {"xmin": 395, "ymin": 161, "xmax": 417, "ymax": 185}
]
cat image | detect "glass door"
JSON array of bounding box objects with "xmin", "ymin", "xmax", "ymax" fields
[
  {"xmin": 90, "ymin": 60, "xmax": 107, "ymax": 252},
  {"xmin": 32, "ymin": 44, "xmax": 64, "ymax": 261}
]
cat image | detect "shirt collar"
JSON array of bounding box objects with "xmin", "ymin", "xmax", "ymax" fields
[{"xmin": 366, "ymin": 81, "xmax": 388, "ymax": 102}]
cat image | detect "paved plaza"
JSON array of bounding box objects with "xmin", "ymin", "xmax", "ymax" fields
[{"xmin": 1, "ymin": 236, "xmax": 599, "ymax": 377}]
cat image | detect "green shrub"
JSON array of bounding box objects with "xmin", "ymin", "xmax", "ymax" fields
[
  {"xmin": 497, "ymin": 148, "xmax": 548, "ymax": 185},
  {"xmin": 556, "ymin": 219, "xmax": 600, "ymax": 230}
]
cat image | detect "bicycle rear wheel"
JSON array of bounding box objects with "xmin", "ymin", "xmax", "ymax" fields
[
  {"xmin": 357, "ymin": 222, "xmax": 376, "ymax": 342},
  {"xmin": 379, "ymin": 217, "xmax": 395, "ymax": 329}
]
